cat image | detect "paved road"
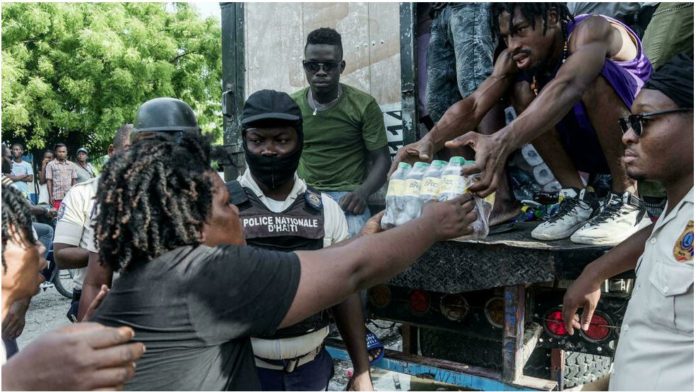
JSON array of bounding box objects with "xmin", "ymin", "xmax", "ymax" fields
[{"xmin": 17, "ymin": 285, "xmax": 72, "ymax": 347}]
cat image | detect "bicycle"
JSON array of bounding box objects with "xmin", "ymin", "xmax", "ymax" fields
[{"xmin": 40, "ymin": 247, "xmax": 76, "ymax": 299}]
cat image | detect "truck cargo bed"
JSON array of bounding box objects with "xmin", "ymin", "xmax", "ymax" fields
[{"xmin": 389, "ymin": 222, "xmax": 612, "ymax": 293}]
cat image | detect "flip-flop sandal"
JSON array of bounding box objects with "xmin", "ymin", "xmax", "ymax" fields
[
  {"xmin": 489, "ymin": 221, "xmax": 518, "ymax": 235},
  {"xmin": 365, "ymin": 328, "xmax": 385, "ymax": 364}
]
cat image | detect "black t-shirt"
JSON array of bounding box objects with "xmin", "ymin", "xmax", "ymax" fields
[{"xmin": 92, "ymin": 244, "xmax": 301, "ymax": 391}]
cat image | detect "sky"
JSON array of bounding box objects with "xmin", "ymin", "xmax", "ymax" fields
[{"xmin": 190, "ymin": 1, "xmax": 221, "ymax": 20}]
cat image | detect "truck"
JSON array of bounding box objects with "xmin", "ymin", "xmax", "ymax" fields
[{"xmin": 219, "ymin": 3, "xmax": 632, "ymax": 390}]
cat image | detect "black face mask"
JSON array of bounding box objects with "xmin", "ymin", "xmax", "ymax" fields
[{"xmin": 243, "ymin": 141, "xmax": 302, "ymax": 190}]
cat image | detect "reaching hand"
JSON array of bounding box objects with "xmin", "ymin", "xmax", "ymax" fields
[
  {"xmin": 421, "ymin": 194, "xmax": 477, "ymax": 241},
  {"xmin": 388, "ymin": 139, "xmax": 435, "ymax": 177},
  {"xmin": 2, "ymin": 323, "xmax": 145, "ymax": 391},
  {"xmin": 339, "ymin": 191, "xmax": 368, "ymax": 215},
  {"xmin": 562, "ymin": 274, "xmax": 602, "ymax": 335},
  {"xmin": 1, "ymin": 301, "xmax": 28, "ymax": 340},
  {"xmin": 347, "ymin": 371, "xmax": 373, "ymax": 391},
  {"xmin": 81, "ymin": 284, "xmax": 110, "ymax": 322},
  {"xmin": 445, "ymin": 132, "xmax": 507, "ymax": 197},
  {"xmin": 359, "ymin": 211, "xmax": 385, "ymax": 236}
]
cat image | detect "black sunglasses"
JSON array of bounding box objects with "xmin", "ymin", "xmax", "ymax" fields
[
  {"xmin": 619, "ymin": 108, "xmax": 692, "ymax": 136},
  {"xmin": 302, "ymin": 60, "xmax": 340, "ymax": 73}
]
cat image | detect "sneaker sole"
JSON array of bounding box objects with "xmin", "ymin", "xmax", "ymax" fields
[
  {"xmin": 570, "ymin": 220, "xmax": 652, "ymax": 246},
  {"xmin": 531, "ymin": 222, "xmax": 588, "ymax": 241},
  {"xmin": 569, "ymin": 236, "xmax": 623, "ymax": 246}
]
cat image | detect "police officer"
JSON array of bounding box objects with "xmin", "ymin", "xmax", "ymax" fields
[
  {"xmin": 563, "ymin": 54, "xmax": 694, "ymax": 390},
  {"xmin": 228, "ymin": 90, "xmax": 372, "ymax": 391}
]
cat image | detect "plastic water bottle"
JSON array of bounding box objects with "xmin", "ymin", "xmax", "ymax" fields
[
  {"xmin": 397, "ymin": 161, "xmax": 428, "ymax": 225},
  {"xmin": 419, "ymin": 160, "xmax": 446, "ymax": 203},
  {"xmin": 381, "ymin": 162, "xmax": 410, "ymax": 229},
  {"xmin": 462, "ymin": 160, "xmax": 493, "ymax": 238},
  {"xmin": 438, "ymin": 157, "xmax": 467, "ymax": 202}
]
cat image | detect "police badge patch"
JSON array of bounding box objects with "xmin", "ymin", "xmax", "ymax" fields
[
  {"xmin": 305, "ymin": 189, "xmax": 323, "ymax": 210},
  {"xmin": 673, "ymin": 220, "xmax": 694, "ymax": 262}
]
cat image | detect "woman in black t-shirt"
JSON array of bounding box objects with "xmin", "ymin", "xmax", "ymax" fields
[{"xmin": 91, "ymin": 132, "xmax": 476, "ymax": 390}]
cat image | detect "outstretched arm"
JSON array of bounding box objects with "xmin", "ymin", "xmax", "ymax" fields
[
  {"xmin": 280, "ymin": 195, "xmax": 477, "ymax": 328},
  {"xmin": 455, "ymin": 17, "xmax": 621, "ymax": 196},
  {"xmin": 563, "ymin": 223, "xmax": 653, "ymax": 334},
  {"xmin": 389, "ymin": 52, "xmax": 516, "ymax": 175}
]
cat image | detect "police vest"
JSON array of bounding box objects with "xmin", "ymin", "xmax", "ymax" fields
[{"xmin": 226, "ymin": 180, "xmax": 330, "ymax": 338}]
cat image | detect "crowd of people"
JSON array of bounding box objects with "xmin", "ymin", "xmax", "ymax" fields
[
  {"xmin": 1, "ymin": 2, "xmax": 693, "ymax": 391},
  {"xmin": 3, "ymin": 142, "xmax": 97, "ymax": 207}
]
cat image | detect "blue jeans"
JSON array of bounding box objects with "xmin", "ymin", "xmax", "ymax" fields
[
  {"xmin": 3, "ymin": 338, "xmax": 18, "ymax": 359},
  {"xmin": 256, "ymin": 347, "xmax": 335, "ymax": 391},
  {"xmin": 323, "ymin": 191, "xmax": 372, "ymax": 238},
  {"xmin": 426, "ymin": 3, "xmax": 495, "ymax": 122},
  {"xmin": 32, "ymin": 222, "xmax": 53, "ymax": 257}
]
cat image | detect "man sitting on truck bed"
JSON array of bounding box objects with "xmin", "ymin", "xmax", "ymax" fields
[
  {"xmin": 563, "ymin": 53, "xmax": 693, "ymax": 391},
  {"xmin": 291, "ymin": 27, "xmax": 390, "ymax": 237},
  {"xmin": 391, "ymin": 3, "xmax": 653, "ymax": 246}
]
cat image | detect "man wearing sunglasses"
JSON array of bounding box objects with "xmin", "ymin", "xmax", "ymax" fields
[
  {"xmin": 291, "ymin": 27, "xmax": 390, "ymax": 238},
  {"xmin": 563, "ymin": 53, "xmax": 693, "ymax": 390}
]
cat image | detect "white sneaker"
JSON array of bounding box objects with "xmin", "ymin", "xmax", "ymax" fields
[
  {"xmin": 571, "ymin": 192, "xmax": 652, "ymax": 246},
  {"xmin": 531, "ymin": 188, "xmax": 596, "ymax": 241}
]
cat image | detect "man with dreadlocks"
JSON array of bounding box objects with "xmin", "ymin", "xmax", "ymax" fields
[
  {"xmin": 88, "ymin": 129, "xmax": 476, "ymax": 390},
  {"xmin": 392, "ymin": 3, "xmax": 654, "ymax": 246},
  {"xmin": 563, "ymin": 53, "xmax": 693, "ymax": 390},
  {"xmin": 1, "ymin": 184, "xmax": 145, "ymax": 389},
  {"xmin": 77, "ymin": 97, "xmax": 203, "ymax": 320}
]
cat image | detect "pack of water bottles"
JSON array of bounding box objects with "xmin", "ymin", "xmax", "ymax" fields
[{"xmin": 381, "ymin": 156, "xmax": 495, "ymax": 239}]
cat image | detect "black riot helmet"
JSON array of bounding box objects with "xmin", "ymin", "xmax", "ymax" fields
[{"xmin": 132, "ymin": 98, "xmax": 200, "ymax": 141}]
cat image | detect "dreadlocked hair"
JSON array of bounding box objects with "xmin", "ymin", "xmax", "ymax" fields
[
  {"xmin": 2, "ymin": 184, "xmax": 35, "ymax": 271},
  {"xmin": 93, "ymin": 132, "xmax": 214, "ymax": 272},
  {"xmin": 491, "ymin": 3, "xmax": 573, "ymax": 39}
]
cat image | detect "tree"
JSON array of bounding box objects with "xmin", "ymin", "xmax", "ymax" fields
[{"xmin": 1, "ymin": 2, "xmax": 222, "ymax": 156}]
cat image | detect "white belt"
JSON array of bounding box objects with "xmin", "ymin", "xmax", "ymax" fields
[
  {"xmin": 251, "ymin": 325, "xmax": 329, "ymax": 359},
  {"xmin": 254, "ymin": 344, "xmax": 323, "ymax": 373}
]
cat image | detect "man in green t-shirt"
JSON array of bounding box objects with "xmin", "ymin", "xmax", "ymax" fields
[{"xmin": 291, "ymin": 27, "xmax": 390, "ymax": 236}]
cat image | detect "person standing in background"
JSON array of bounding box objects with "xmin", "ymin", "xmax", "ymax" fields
[
  {"xmin": 8, "ymin": 143, "xmax": 33, "ymax": 199},
  {"xmin": 74, "ymin": 147, "xmax": 96, "ymax": 184},
  {"xmin": 45, "ymin": 143, "xmax": 77, "ymax": 210},
  {"xmin": 37, "ymin": 150, "xmax": 54, "ymax": 205}
]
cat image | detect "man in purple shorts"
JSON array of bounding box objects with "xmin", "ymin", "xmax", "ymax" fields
[{"xmin": 392, "ymin": 3, "xmax": 655, "ymax": 246}]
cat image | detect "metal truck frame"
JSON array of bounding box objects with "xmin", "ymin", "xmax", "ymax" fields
[{"xmin": 220, "ymin": 3, "xmax": 631, "ymax": 390}]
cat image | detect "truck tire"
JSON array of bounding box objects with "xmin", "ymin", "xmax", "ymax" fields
[{"xmin": 418, "ymin": 329, "xmax": 611, "ymax": 388}]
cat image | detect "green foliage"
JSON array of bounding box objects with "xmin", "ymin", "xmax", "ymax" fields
[{"xmin": 2, "ymin": 2, "xmax": 223, "ymax": 156}]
